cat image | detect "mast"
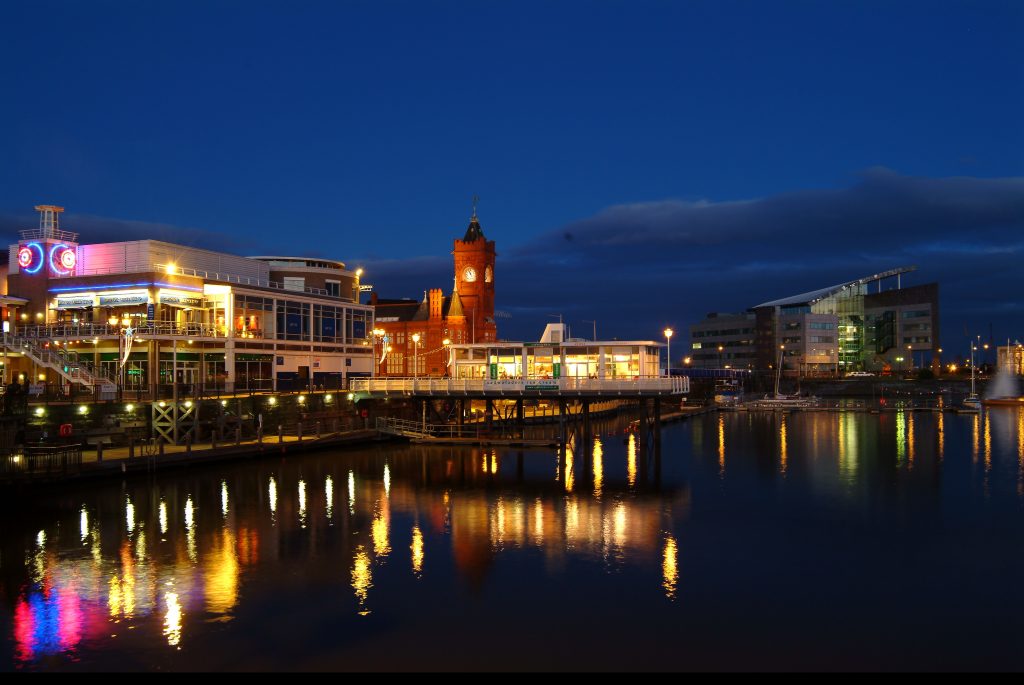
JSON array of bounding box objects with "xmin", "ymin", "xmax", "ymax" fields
[{"xmin": 774, "ymin": 345, "xmax": 784, "ymax": 398}]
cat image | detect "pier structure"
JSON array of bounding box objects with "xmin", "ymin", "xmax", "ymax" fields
[{"xmin": 353, "ymin": 326, "xmax": 690, "ymax": 452}]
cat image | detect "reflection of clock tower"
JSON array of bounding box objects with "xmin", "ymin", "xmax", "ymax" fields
[{"xmin": 453, "ymin": 208, "xmax": 496, "ymax": 343}]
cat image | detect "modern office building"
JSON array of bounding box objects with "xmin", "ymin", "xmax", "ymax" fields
[
  {"xmin": 372, "ymin": 209, "xmax": 497, "ymax": 377},
  {"xmin": 688, "ymin": 312, "xmax": 757, "ymax": 370},
  {"xmin": 1, "ymin": 205, "xmax": 374, "ymax": 395},
  {"xmin": 689, "ymin": 266, "xmax": 940, "ymax": 375}
]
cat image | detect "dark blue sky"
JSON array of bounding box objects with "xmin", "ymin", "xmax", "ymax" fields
[{"xmin": 2, "ymin": 1, "xmax": 1022, "ymax": 352}]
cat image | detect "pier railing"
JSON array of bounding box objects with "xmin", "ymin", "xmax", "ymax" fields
[
  {"xmin": 0, "ymin": 445, "xmax": 83, "ymax": 479},
  {"xmin": 353, "ymin": 376, "xmax": 689, "ymax": 396}
]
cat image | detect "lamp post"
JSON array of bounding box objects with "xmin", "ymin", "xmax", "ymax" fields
[
  {"xmin": 372, "ymin": 328, "xmax": 386, "ymax": 375},
  {"xmin": 442, "ymin": 338, "xmax": 452, "ymax": 377},
  {"xmin": 717, "ymin": 344, "xmax": 724, "ymax": 369},
  {"xmin": 907, "ymin": 344, "xmax": 913, "ymax": 374},
  {"xmin": 663, "ymin": 328, "xmax": 674, "ymax": 377},
  {"xmin": 411, "ymin": 333, "xmax": 421, "ymax": 378}
]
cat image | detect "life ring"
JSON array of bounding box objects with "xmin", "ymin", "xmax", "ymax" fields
[{"xmin": 59, "ymin": 423, "xmax": 73, "ymax": 437}]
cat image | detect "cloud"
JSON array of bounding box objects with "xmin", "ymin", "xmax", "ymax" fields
[
  {"xmin": 460, "ymin": 168, "xmax": 1024, "ymax": 343},
  {"xmin": 0, "ymin": 211, "xmax": 246, "ymax": 254}
]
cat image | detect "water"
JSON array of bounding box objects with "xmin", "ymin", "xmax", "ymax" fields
[{"xmin": 3, "ymin": 408, "xmax": 1024, "ymax": 671}]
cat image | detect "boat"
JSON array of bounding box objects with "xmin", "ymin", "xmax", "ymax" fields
[
  {"xmin": 955, "ymin": 342, "xmax": 982, "ymax": 413},
  {"xmin": 745, "ymin": 346, "xmax": 819, "ymax": 410}
]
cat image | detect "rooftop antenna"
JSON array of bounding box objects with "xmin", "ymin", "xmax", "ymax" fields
[{"xmin": 471, "ymin": 194, "xmax": 479, "ymax": 219}]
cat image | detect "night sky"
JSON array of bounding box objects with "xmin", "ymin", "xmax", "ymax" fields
[{"xmin": 2, "ymin": 1, "xmax": 1022, "ymax": 354}]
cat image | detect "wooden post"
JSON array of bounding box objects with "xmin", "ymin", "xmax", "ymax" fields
[
  {"xmin": 235, "ymin": 427, "xmax": 241, "ymax": 445},
  {"xmin": 97, "ymin": 442, "xmax": 103, "ymax": 462},
  {"xmin": 257, "ymin": 427, "xmax": 263, "ymax": 446},
  {"xmin": 297, "ymin": 422, "xmax": 303, "ymax": 442},
  {"xmin": 185, "ymin": 433, "xmax": 192, "ymax": 454},
  {"xmin": 316, "ymin": 421, "xmax": 321, "ymax": 439},
  {"xmin": 278, "ymin": 424, "xmax": 283, "ymax": 443},
  {"xmin": 159, "ymin": 441, "xmax": 165, "ymax": 457},
  {"xmin": 583, "ymin": 400, "xmax": 591, "ymax": 443},
  {"xmin": 128, "ymin": 437, "xmax": 135, "ymax": 460},
  {"xmin": 654, "ymin": 397, "xmax": 662, "ymax": 451}
]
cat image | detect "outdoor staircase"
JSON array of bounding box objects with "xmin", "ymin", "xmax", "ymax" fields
[{"xmin": 3, "ymin": 335, "xmax": 117, "ymax": 397}]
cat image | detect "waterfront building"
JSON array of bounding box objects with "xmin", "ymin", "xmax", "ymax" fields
[
  {"xmin": 688, "ymin": 312, "xmax": 756, "ymax": 370},
  {"xmin": 996, "ymin": 342, "xmax": 1024, "ymax": 375},
  {"xmin": 0, "ymin": 205, "xmax": 374, "ymax": 395},
  {"xmin": 448, "ymin": 323, "xmax": 661, "ymax": 380},
  {"xmin": 689, "ymin": 266, "xmax": 940, "ymax": 375},
  {"xmin": 372, "ymin": 209, "xmax": 497, "ymax": 377}
]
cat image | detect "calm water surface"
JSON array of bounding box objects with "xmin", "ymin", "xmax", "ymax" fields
[{"xmin": 3, "ymin": 408, "xmax": 1024, "ymax": 671}]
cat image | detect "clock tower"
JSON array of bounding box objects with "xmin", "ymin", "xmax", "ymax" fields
[{"xmin": 453, "ymin": 208, "xmax": 496, "ymax": 343}]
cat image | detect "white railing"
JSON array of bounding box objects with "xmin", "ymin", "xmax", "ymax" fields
[
  {"xmin": 14, "ymin": 322, "xmax": 229, "ymax": 340},
  {"xmin": 352, "ymin": 376, "xmax": 690, "ymax": 395},
  {"xmin": 156, "ymin": 264, "xmax": 353, "ymax": 300},
  {"xmin": 4, "ymin": 335, "xmax": 116, "ymax": 389}
]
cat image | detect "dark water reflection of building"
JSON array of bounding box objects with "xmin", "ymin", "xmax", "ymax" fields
[{"xmin": 2, "ymin": 431, "xmax": 686, "ymax": 666}]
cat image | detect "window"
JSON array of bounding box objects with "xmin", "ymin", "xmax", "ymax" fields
[
  {"xmin": 313, "ymin": 304, "xmax": 344, "ymax": 343},
  {"xmin": 276, "ymin": 300, "xmax": 309, "ymax": 341},
  {"xmin": 325, "ymin": 280, "xmax": 341, "ymax": 298}
]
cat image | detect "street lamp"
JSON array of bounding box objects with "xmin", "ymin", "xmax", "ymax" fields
[
  {"xmin": 907, "ymin": 344, "xmax": 913, "ymax": 373},
  {"xmin": 442, "ymin": 338, "xmax": 452, "ymax": 376},
  {"xmin": 372, "ymin": 328, "xmax": 386, "ymax": 375},
  {"xmin": 717, "ymin": 344, "xmax": 724, "ymax": 369},
  {"xmin": 411, "ymin": 333, "xmax": 421, "ymax": 378},
  {"xmin": 663, "ymin": 328, "xmax": 674, "ymax": 377}
]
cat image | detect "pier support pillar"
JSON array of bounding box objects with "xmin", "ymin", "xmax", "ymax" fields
[
  {"xmin": 485, "ymin": 399, "xmax": 494, "ymax": 433},
  {"xmin": 516, "ymin": 399, "xmax": 525, "ymax": 438},
  {"xmin": 457, "ymin": 400, "xmax": 465, "ymax": 426},
  {"xmin": 638, "ymin": 398, "xmax": 649, "ymax": 448},
  {"xmin": 583, "ymin": 400, "xmax": 591, "ymax": 443},
  {"xmin": 654, "ymin": 397, "xmax": 662, "ymax": 451}
]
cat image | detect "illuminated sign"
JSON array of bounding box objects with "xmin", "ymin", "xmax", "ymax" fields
[
  {"xmin": 158, "ymin": 291, "xmax": 203, "ymax": 308},
  {"xmin": 48, "ymin": 244, "xmax": 77, "ymax": 276},
  {"xmin": 99, "ymin": 292, "xmax": 149, "ymax": 307},
  {"xmin": 56, "ymin": 296, "xmax": 96, "ymax": 309},
  {"xmin": 18, "ymin": 242, "xmax": 44, "ymax": 274}
]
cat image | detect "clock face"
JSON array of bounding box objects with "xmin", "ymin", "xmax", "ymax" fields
[
  {"xmin": 485, "ymin": 266, "xmax": 493, "ymax": 283},
  {"xmin": 462, "ymin": 266, "xmax": 477, "ymax": 283}
]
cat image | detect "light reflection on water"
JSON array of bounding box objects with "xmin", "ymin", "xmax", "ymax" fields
[{"xmin": 5, "ymin": 408, "xmax": 1024, "ymax": 670}]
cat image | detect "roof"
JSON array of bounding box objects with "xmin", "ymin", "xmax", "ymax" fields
[
  {"xmin": 463, "ymin": 216, "xmax": 485, "ymax": 242},
  {"xmin": 753, "ymin": 265, "xmax": 918, "ymax": 309}
]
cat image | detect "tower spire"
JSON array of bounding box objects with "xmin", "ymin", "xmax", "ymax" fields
[{"xmin": 471, "ymin": 194, "xmax": 478, "ymax": 220}]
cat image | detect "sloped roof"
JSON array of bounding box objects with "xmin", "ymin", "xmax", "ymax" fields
[
  {"xmin": 753, "ymin": 266, "xmax": 918, "ymax": 309},
  {"xmin": 463, "ymin": 216, "xmax": 485, "ymax": 242}
]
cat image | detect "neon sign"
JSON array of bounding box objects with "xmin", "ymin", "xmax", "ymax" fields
[
  {"xmin": 19, "ymin": 242, "xmax": 45, "ymax": 274},
  {"xmin": 48, "ymin": 244, "xmax": 77, "ymax": 276}
]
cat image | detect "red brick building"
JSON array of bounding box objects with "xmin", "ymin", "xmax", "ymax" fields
[{"xmin": 371, "ymin": 212, "xmax": 496, "ymax": 376}]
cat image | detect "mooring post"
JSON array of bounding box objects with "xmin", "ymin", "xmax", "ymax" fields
[
  {"xmin": 128, "ymin": 437, "xmax": 135, "ymax": 460},
  {"xmin": 97, "ymin": 442, "xmax": 103, "ymax": 463},
  {"xmin": 185, "ymin": 433, "xmax": 192, "ymax": 455},
  {"xmin": 278, "ymin": 424, "xmax": 283, "ymax": 443},
  {"xmin": 235, "ymin": 427, "xmax": 241, "ymax": 446},
  {"xmin": 297, "ymin": 422, "xmax": 303, "ymax": 442},
  {"xmin": 316, "ymin": 420, "xmax": 321, "ymax": 439}
]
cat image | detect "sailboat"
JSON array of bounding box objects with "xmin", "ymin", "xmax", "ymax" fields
[
  {"xmin": 747, "ymin": 346, "xmax": 819, "ymax": 410},
  {"xmin": 956, "ymin": 342, "xmax": 981, "ymax": 413}
]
